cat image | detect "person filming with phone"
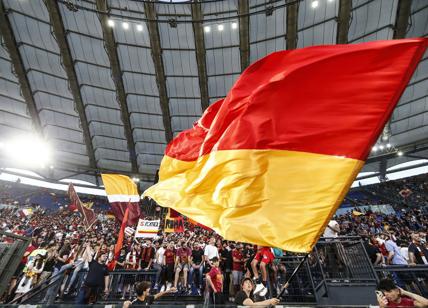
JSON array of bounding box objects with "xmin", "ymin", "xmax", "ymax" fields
[{"xmin": 376, "ymin": 278, "xmax": 428, "ymax": 307}]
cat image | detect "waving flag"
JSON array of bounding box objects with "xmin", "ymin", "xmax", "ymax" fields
[
  {"xmin": 101, "ymin": 174, "xmax": 141, "ymax": 226},
  {"xmin": 68, "ymin": 183, "xmax": 97, "ymax": 229},
  {"xmin": 144, "ymin": 39, "xmax": 427, "ymax": 252}
]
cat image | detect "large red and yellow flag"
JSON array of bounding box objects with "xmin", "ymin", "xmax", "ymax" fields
[
  {"xmin": 144, "ymin": 39, "xmax": 427, "ymax": 252},
  {"xmin": 101, "ymin": 174, "xmax": 141, "ymax": 226}
]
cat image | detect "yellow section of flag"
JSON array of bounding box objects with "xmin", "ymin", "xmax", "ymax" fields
[{"xmin": 145, "ymin": 149, "xmax": 364, "ymax": 252}]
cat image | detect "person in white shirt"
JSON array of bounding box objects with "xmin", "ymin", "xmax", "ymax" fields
[
  {"xmin": 153, "ymin": 241, "xmax": 165, "ymax": 289},
  {"xmin": 204, "ymin": 237, "xmax": 219, "ymax": 262},
  {"xmin": 323, "ymin": 220, "xmax": 340, "ymax": 238}
]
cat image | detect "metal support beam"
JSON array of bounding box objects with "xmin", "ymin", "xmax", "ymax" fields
[
  {"xmin": 44, "ymin": 0, "xmax": 97, "ymax": 170},
  {"xmin": 379, "ymin": 159, "xmax": 387, "ymax": 181},
  {"xmin": 336, "ymin": 0, "xmax": 352, "ymax": 44},
  {"xmin": 144, "ymin": 2, "xmax": 173, "ymax": 143},
  {"xmin": 0, "ymin": 1, "xmax": 42, "ymax": 134},
  {"xmin": 238, "ymin": 0, "xmax": 250, "ymax": 70},
  {"xmin": 394, "ymin": 0, "xmax": 412, "ymax": 39},
  {"xmin": 191, "ymin": 2, "xmax": 209, "ymax": 112},
  {"xmin": 286, "ymin": 0, "xmax": 299, "ymax": 50},
  {"xmin": 96, "ymin": 0, "xmax": 139, "ymax": 173}
]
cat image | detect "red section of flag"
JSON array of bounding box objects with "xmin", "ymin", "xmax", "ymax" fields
[
  {"xmin": 68, "ymin": 183, "xmax": 97, "ymax": 229},
  {"xmin": 114, "ymin": 206, "xmax": 130, "ymax": 262},
  {"xmin": 169, "ymin": 208, "xmax": 180, "ymax": 218},
  {"xmin": 165, "ymin": 39, "xmax": 427, "ymax": 162},
  {"xmin": 188, "ymin": 217, "xmax": 212, "ymax": 231},
  {"xmin": 110, "ymin": 201, "xmax": 141, "ymax": 226}
]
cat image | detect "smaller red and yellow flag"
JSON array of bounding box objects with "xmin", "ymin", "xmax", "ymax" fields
[{"xmin": 101, "ymin": 174, "xmax": 141, "ymax": 226}]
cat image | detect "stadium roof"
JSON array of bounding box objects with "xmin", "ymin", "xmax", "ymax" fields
[{"xmin": 0, "ymin": 0, "xmax": 427, "ymax": 192}]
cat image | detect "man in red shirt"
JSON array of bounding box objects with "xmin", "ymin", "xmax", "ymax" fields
[
  {"xmin": 163, "ymin": 242, "xmax": 175, "ymax": 290},
  {"xmin": 377, "ymin": 278, "xmax": 428, "ymax": 307},
  {"xmin": 206, "ymin": 257, "xmax": 224, "ymax": 305},
  {"xmin": 174, "ymin": 241, "xmax": 192, "ymax": 291},
  {"xmin": 251, "ymin": 246, "xmax": 274, "ymax": 296},
  {"xmin": 232, "ymin": 244, "xmax": 244, "ymax": 295}
]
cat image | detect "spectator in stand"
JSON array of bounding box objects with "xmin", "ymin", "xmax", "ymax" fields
[
  {"xmin": 408, "ymin": 232, "xmax": 428, "ymax": 265},
  {"xmin": 323, "ymin": 220, "xmax": 340, "ymax": 238},
  {"xmin": 384, "ymin": 231, "xmax": 408, "ymax": 265},
  {"xmin": 206, "ymin": 257, "xmax": 224, "ymax": 305},
  {"xmin": 189, "ymin": 242, "xmax": 204, "ymax": 294},
  {"xmin": 153, "ymin": 241, "xmax": 165, "ymax": 290},
  {"xmin": 174, "ymin": 240, "xmax": 192, "ymax": 291},
  {"xmin": 76, "ymin": 252, "xmax": 110, "ymax": 305},
  {"xmin": 251, "ymin": 246, "xmax": 275, "ymax": 296},
  {"xmin": 121, "ymin": 247, "xmax": 138, "ymax": 300},
  {"xmin": 376, "ymin": 278, "xmax": 428, "ymax": 307},
  {"xmin": 123, "ymin": 281, "xmax": 177, "ymax": 308},
  {"xmin": 221, "ymin": 241, "xmax": 233, "ymax": 301},
  {"xmin": 232, "ymin": 243, "xmax": 244, "ymax": 296},
  {"xmin": 163, "ymin": 242, "xmax": 175, "ymax": 291},
  {"xmin": 243, "ymin": 244, "xmax": 255, "ymax": 278},
  {"xmin": 141, "ymin": 239, "xmax": 155, "ymax": 270},
  {"xmin": 361, "ymin": 233, "xmax": 385, "ymax": 266},
  {"xmin": 204, "ymin": 237, "xmax": 219, "ymax": 276},
  {"xmin": 15, "ymin": 254, "xmax": 45, "ymax": 297}
]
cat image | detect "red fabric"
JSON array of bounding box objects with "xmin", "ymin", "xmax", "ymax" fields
[
  {"xmin": 387, "ymin": 296, "xmax": 415, "ymax": 307},
  {"xmin": 164, "ymin": 39, "xmax": 427, "ymax": 162},
  {"xmin": 114, "ymin": 207, "xmax": 129, "ymax": 261},
  {"xmin": 164, "ymin": 249, "xmax": 175, "ymax": 265},
  {"xmin": 208, "ymin": 266, "xmax": 223, "ymax": 292},
  {"xmin": 110, "ymin": 202, "xmax": 141, "ymax": 226},
  {"xmin": 232, "ymin": 250, "xmax": 244, "ymax": 271}
]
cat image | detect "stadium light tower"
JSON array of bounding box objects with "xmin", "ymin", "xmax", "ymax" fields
[{"xmin": 1, "ymin": 135, "xmax": 52, "ymax": 168}]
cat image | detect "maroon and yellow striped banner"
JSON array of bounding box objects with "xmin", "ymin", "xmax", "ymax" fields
[{"xmin": 144, "ymin": 39, "xmax": 427, "ymax": 252}]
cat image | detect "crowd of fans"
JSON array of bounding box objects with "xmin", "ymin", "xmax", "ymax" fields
[{"xmin": 0, "ymin": 173, "xmax": 427, "ymax": 305}]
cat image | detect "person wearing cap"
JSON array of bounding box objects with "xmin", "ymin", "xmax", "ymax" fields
[
  {"xmin": 235, "ymin": 277, "xmax": 283, "ymax": 306},
  {"xmin": 206, "ymin": 256, "xmax": 224, "ymax": 305}
]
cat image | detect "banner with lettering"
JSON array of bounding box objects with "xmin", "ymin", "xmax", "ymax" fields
[
  {"xmin": 164, "ymin": 209, "xmax": 184, "ymax": 233},
  {"xmin": 135, "ymin": 219, "xmax": 160, "ymax": 238}
]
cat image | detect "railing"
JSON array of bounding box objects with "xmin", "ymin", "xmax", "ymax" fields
[
  {"xmin": 274, "ymin": 254, "xmax": 317, "ymax": 304},
  {"xmin": 0, "ymin": 231, "xmax": 31, "ymax": 300},
  {"xmin": 9, "ymin": 269, "xmax": 68, "ymax": 304},
  {"xmin": 375, "ymin": 265, "xmax": 428, "ymax": 298},
  {"xmin": 314, "ymin": 237, "xmax": 378, "ymax": 283},
  {"xmin": 12, "ymin": 269, "xmax": 159, "ymax": 304}
]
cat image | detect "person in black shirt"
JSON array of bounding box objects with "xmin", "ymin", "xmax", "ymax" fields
[
  {"xmin": 409, "ymin": 232, "xmax": 428, "ymax": 265},
  {"xmin": 76, "ymin": 252, "xmax": 109, "ymax": 304},
  {"xmin": 220, "ymin": 241, "xmax": 233, "ymax": 301},
  {"xmin": 123, "ymin": 281, "xmax": 177, "ymax": 307},
  {"xmin": 235, "ymin": 277, "xmax": 280, "ymax": 306},
  {"xmin": 363, "ymin": 235, "xmax": 384, "ymax": 265},
  {"xmin": 189, "ymin": 243, "xmax": 204, "ymax": 291}
]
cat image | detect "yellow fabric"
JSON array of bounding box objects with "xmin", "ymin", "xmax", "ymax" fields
[
  {"xmin": 101, "ymin": 174, "xmax": 139, "ymax": 196},
  {"xmin": 144, "ymin": 149, "xmax": 364, "ymax": 252},
  {"xmin": 353, "ymin": 210, "xmax": 363, "ymax": 216}
]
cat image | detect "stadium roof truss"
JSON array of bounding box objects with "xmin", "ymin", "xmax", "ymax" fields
[{"xmin": 0, "ymin": 0, "xmax": 427, "ymax": 191}]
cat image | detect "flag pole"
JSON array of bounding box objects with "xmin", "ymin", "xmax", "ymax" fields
[{"xmin": 276, "ymin": 253, "xmax": 309, "ymax": 299}]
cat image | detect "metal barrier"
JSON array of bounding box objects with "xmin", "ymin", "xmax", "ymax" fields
[
  {"xmin": 274, "ymin": 255, "xmax": 317, "ymax": 304},
  {"xmin": 0, "ymin": 231, "xmax": 31, "ymax": 300},
  {"xmin": 12, "ymin": 269, "xmax": 158, "ymax": 304},
  {"xmin": 315, "ymin": 237, "xmax": 378, "ymax": 283},
  {"xmin": 375, "ymin": 265, "xmax": 428, "ymax": 298}
]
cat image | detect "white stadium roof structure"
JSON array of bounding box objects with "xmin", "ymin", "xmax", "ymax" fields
[{"xmin": 0, "ymin": 0, "xmax": 427, "ymax": 194}]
